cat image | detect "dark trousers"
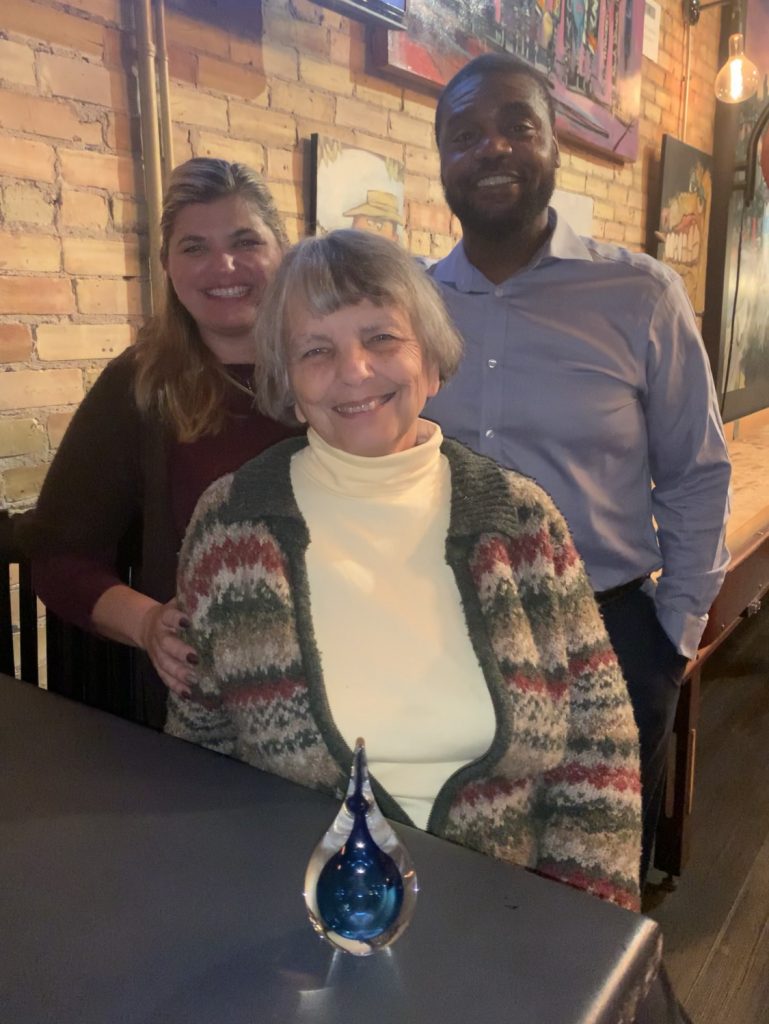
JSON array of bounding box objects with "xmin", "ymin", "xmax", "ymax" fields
[{"xmin": 599, "ymin": 587, "xmax": 688, "ymax": 882}]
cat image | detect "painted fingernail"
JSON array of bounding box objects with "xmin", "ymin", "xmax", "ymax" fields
[
  {"xmin": 179, "ymin": 617, "xmax": 191, "ymax": 629},
  {"xmin": 186, "ymin": 652, "xmax": 199, "ymax": 666}
]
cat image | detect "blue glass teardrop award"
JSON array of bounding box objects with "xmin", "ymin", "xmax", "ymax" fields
[{"xmin": 303, "ymin": 738, "xmax": 418, "ymax": 956}]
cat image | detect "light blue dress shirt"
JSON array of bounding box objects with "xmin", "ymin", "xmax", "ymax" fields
[{"xmin": 424, "ymin": 210, "xmax": 731, "ymax": 658}]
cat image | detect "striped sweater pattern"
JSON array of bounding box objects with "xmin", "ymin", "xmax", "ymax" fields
[{"xmin": 167, "ymin": 437, "xmax": 641, "ymax": 911}]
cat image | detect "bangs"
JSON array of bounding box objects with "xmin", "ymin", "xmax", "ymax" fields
[{"xmin": 284, "ymin": 235, "xmax": 411, "ymax": 322}]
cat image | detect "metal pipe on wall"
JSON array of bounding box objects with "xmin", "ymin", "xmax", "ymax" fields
[
  {"xmin": 154, "ymin": 0, "xmax": 175, "ymax": 185},
  {"xmin": 135, "ymin": 0, "xmax": 165, "ymax": 312}
]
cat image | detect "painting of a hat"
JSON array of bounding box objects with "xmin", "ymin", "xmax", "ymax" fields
[
  {"xmin": 343, "ymin": 190, "xmax": 404, "ymax": 225},
  {"xmin": 312, "ymin": 135, "xmax": 405, "ymax": 243}
]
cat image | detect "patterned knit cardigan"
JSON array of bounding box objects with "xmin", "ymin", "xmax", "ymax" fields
[{"xmin": 167, "ymin": 436, "xmax": 641, "ymax": 911}]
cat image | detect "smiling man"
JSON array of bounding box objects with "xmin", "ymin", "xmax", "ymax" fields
[{"xmin": 424, "ymin": 53, "xmax": 732, "ymax": 883}]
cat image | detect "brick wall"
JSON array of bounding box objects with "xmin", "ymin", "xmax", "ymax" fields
[{"xmin": 0, "ymin": 0, "xmax": 722, "ymax": 509}]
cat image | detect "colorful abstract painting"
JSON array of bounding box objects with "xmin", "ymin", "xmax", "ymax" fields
[
  {"xmin": 310, "ymin": 135, "xmax": 406, "ymax": 242},
  {"xmin": 656, "ymin": 136, "xmax": 713, "ymax": 318},
  {"xmin": 717, "ymin": 0, "xmax": 769, "ymax": 420},
  {"xmin": 371, "ymin": 0, "xmax": 644, "ymax": 161}
]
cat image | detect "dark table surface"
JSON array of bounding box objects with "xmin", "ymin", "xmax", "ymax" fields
[{"xmin": 0, "ymin": 678, "xmax": 661, "ymax": 1024}]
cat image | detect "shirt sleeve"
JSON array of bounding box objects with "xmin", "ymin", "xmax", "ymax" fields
[
  {"xmin": 18, "ymin": 354, "xmax": 144, "ymax": 630},
  {"xmin": 534, "ymin": 503, "xmax": 642, "ymax": 912},
  {"xmin": 163, "ymin": 474, "xmax": 237, "ymax": 753},
  {"xmin": 643, "ymin": 276, "xmax": 732, "ymax": 658},
  {"xmin": 32, "ymin": 551, "xmax": 123, "ymax": 632}
]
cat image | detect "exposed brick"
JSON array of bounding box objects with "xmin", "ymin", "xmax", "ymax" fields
[
  {"xmin": 0, "ymin": 368, "xmax": 83, "ymax": 411},
  {"xmin": 271, "ymin": 81, "xmax": 335, "ymax": 123},
  {"xmin": 407, "ymin": 202, "xmax": 451, "ymax": 235},
  {"xmin": 353, "ymin": 78, "xmax": 402, "ymax": 111},
  {"xmin": 168, "ymin": 45, "xmax": 197, "ymax": 85},
  {"xmin": 296, "ymin": 118, "xmax": 355, "ymax": 149},
  {"xmin": 38, "ymin": 53, "xmax": 129, "ymax": 111},
  {"xmin": 0, "ymin": 135, "xmax": 56, "ymax": 183},
  {"xmin": 64, "ymin": 0, "xmax": 122, "ymax": 23},
  {"xmin": 558, "ymin": 168, "xmax": 588, "ymax": 192},
  {"xmin": 47, "ymin": 411, "xmax": 74, "ymax": 448},
  {"xmin": 102, "ymin": 26, "xmax": 126, "ymax": 69},
  {"xmin": 62, "ymin": 236, "xmax": 141, "ymax": 277},
  {"xmin": 106, "ymin": 112, "xmax": 137, "ymax": 153},
  {"xmin": 3, "ymin": 183, "xmax": 56, "ymax": 226},
  {"xmin": 172, "ymin": 125, "xmax": 193, "ymax": 162},
  {"xmin": 197, "ymin": 55, "xmax": 266, "ymax": 101},
  {"xmin": 0, "ymin": 232, "xmax": 61, "ymax": 273},
  {"xmin": 402, "ymin": 90, "xmax": 435, "ymax": 123},
  {"xmin": 352, "ymin": 132, "xmax": 403, "ymax": 163},
  {"xmin": 75, "ymin": 276, "xmax": 145, "ymax": 315},
  {"xmin": 3, "ymin": 465, "xmax": 48, "ymax": 502},
  {"xmin": 165, "ymin": 11, "xmax": 230, "ymax": 58},
  {"xmin": 408, "ymin": 229, "xmax": 431, "ymax": 256},
  {"xmin": 0, "ymin": 417, "xmax": 45, "ymax": 457},
  {"xmin": 60, "ymin": 188, "xmax": 110, "ymax": 231},
  {"xmin": 389, "ymin": 111, "xmax": 433, "ymax": 148},
  {"xmin": 288, "ymin": 0, "xmax": 344, "ymax": 30},
  {"xmin": 229, "ymin": 103, "xmax": 296, "ymax": 147},
  {"xmin": 267, "ymin": 16, "xmax": 331, "ymax": 59},
  {"xmin": 336, "ymin": 96, "xmax": 388, "ymax": 136},
  {"xmin": 83, "ymin": 365, "xmax": 103, "ymax": 390},
  {"xmin": 268, "ymin": 180, "xmax": 302, "ymax": 219},
  {"xmin": 170, "ymin": 83, "xmax": 228, "ymax": 130},
  {"xmin": 403, "ymin": 180, "xmax": 436, "ymax": 212},
  {"xmin": 329, "ymin": 29, "xmax": 351, "ymax": 67},
  {"xmin": 0, "ymin": 89, "xmax": 103, "ymax": 145},
  {"xmin": 261, "ymin": 43, "xmax": 298, "ymax": 82},
  {"xmin": 195, "ymin": 131, "xmax": 265, "ymax": 170},
  {"xmin": 59, "ymin": 148, "xmax": 138, "ymax": 193},
  {"xmin": 268, "ymin": 151, "xmax": 302, "ymax": 190},
  {"xmin": 0, "ymin": 325, "xmax": 33, "ymax": 362},
  {"xmin": 3, "ymin": 0, "xmax": 105, "ymax": 56},
  {"xmin": 0, "ymin": 276, "xmax": 74, "ymax": 314},
  {"xmin": 110, "ymin": 196, "xmax": 146, "ymax": 232},
  {"xmin": 431, "ymin": 233, "xmax": 454, "ymax": 259},
  {"xmin": 0, "ymin": 39, "xmax": 36, "ymax": 88},
  {"xmin": 299, "ymin": 55, "xmax": 353, "ymax": 96},
  {"xmin": 36, "ymin": 323, "xmax": 133, "ymax": 360},
  {"xmin": 404, "ymin": 145, "xmax": 440, "ymax": 179}
]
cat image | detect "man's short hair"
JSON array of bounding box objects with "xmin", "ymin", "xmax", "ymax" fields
[{"xmin": 435, "ymin": 53, "xmax": 556, "ymax": 145}]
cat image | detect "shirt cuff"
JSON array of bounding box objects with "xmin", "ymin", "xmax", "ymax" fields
[{"xmin": 651, "ymin": 591, "xmax": 708, "ymax": 660}]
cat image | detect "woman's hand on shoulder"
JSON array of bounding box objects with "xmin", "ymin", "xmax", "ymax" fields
[{"xmin": 140, "ymin": 599, "xmax": 198, "ymax": 698}]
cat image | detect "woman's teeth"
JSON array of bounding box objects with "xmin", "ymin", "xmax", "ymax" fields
[
  {"xmin": 205, "ymin": 286, "xmax": 250, "ymax": 298},
  {"xmin": 334, "ymin": 395, "xmax": 389, "ymax": 414}
]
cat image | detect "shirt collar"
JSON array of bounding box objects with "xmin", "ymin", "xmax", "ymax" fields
[{"xmin": 432, "ymin": 208, "xmax": 593, "ymax": 293}]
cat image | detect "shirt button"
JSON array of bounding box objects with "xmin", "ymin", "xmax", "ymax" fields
[
  {"xmin": 485, "ymin": 429, "xmax": 495, "ymax": 439},
  {"xmin": 494, "ymin": 287, "xmax": 504, "ymax": 297},
  {"xmin": 487, "ymin": 359, "xmax": 497, "ymax": 369}
]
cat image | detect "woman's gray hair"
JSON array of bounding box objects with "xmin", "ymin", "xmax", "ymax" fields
[{"xmin": 254, "ymin": 229, "xmax": 464, "ymax": 424}]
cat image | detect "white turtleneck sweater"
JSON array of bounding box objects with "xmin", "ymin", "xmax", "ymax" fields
[{"xmin": 289, "ymin": 421, "xmax": 495, "ymax": 829}]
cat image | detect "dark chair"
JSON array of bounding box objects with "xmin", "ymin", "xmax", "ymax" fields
[
  {"xmin": 1, "ymin": 509, "xmax": 144, "ymax": 723},
  {"xmin": 0, "ymin": 510, "xmax": 40, "ymax": 684}
]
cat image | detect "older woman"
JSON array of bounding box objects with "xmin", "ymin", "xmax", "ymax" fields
[
  {"xmin": 20, "ymin": 158, "xmax": 296, "ymax": 726},
  {"xmin": 167, "ymin": 230, "xmax": 641, "ymax": 910}
]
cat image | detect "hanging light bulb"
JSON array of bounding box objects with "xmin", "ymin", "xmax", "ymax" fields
[{"xmin": 714, "ymin": 32, "xmax": 759, "ymax": 103}]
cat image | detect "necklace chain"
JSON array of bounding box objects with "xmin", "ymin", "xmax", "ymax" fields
[{"xmin": 222, "ymin": 367, "xmax": 256, "ymax": 399}]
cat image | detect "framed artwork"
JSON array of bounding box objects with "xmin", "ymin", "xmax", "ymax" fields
[
  {"xmin": 703, "ymin": 0, "xmax": 769, "ymax": 422},
  {"xmin": 371, "ymin": 0, "xmax": 645, "ymax": 161},
  {"xmin": 314, "ymin": 0, "xmax": 407, "ymax": 30},
  {"xmin": 654, "ymin": 136, "xmax": 713, "ymax": 318},
  {"xmin": 310, "ymin": 135, "xmax": 406, "ymax": 242}
]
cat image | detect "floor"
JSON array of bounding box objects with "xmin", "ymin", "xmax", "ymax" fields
[{"xmin": 645, "ymin": 600, "xmax": 769, "ymax": 1024}]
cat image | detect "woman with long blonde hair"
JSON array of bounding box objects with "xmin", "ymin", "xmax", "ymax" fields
[{"xmin": 21, "ymin": 158, "xmax": 295, "ymax": 727}]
